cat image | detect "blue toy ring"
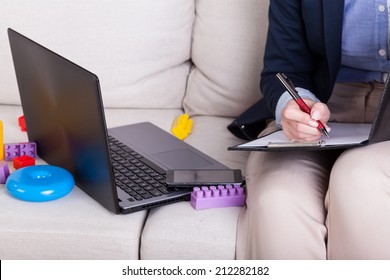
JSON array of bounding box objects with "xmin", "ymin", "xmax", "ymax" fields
[{"xmin": 6, "ymin": 165, "xmax": 74, "ymax": 202}]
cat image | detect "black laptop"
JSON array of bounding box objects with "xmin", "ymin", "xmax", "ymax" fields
[{"xmin": 8, "ymin": 28, "xmax": 229, "ymax": 214}]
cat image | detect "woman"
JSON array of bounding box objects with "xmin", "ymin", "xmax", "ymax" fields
[{"xmin": 235, "ymin": 0, "xmax": 390, "ymax": 259}]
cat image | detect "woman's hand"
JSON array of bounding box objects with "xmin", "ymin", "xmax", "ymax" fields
[{"xmin": 281, "ymin": 99, "xmax": 330, "ymax": 141}]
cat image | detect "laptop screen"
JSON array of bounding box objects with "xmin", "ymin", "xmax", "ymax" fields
[{"xmin": 8, "ymin": 28, "xmax": 120, "ymax": 213}]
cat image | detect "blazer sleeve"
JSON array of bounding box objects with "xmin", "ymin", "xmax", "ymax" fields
[{"xmin": 260, "ymin": 0, "xmax": 317, "ymax": 115}]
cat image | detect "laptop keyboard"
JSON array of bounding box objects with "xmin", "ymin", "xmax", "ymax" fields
[{"xmin": 108, "ymin": 136, "xmax": 174, "ymax": 202}]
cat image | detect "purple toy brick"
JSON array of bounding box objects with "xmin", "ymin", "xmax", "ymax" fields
[
  {"xmin": 0, "ymin": 161, "xmax": 10, "ymax": 184},
  {"xmin": 19, "ymin": 142, "xmax": 37, "ymax": 158},
  {"xmin": 190, "ymin": 184, "xmax": 246, "ymax": 210},
  {"xmin": 4, "ymin": 143, "xmax": 20, "ymax": 161},
  {"xmin": 4, "ymin": 142, "xmax": 37, "ymax": 160}
]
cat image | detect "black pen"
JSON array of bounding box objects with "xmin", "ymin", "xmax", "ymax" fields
[{"xmin": 276, "ymin": 73, "xmax": 330, "ymax": 137}]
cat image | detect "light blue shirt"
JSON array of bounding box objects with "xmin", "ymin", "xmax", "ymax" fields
[
  {"xmin": 275, "ymin": 0, "xmax": 390, "ymax": 126},
  {"xmin": 337, "ymin": 0, "xmax": 390, "ymax": 82}
]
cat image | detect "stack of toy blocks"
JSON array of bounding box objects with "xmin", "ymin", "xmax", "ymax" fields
[
  {"xmin": 3, "ymin": 142, "xmax": 37, "ymax": 170},
  {"xmin": 0, "ymin": 119, "xmax": 37, "ymax": 182},
  {"xmin": 190, "ymin": 184, "xmax": 246, "ymax": 210}
]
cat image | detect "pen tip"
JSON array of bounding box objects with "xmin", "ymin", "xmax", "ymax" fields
[{"xmin": 322, "ymin": 128, "xmax": 330, "ymax": 138}]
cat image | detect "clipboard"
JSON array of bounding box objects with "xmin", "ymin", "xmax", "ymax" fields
[
  {"xmin": 228, "ymin": 123, "xmax": 372, "ymax": 151},
  {"xmin": 229, "ymin": 74, "xmax": 390, "ymax": 152}
]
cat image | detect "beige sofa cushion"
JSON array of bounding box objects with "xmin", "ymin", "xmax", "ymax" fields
[
  {"xmin": 184, "ymin": 0, "xmax": 269, "ymax": 118},
  {"xmin": 141, "ymin": 202, "xmax": 242, "ymax": 259},
  {"xmin": 0, "ymin": 0, "xmax": 194, "ymax": 109},
  {"xmin": 0, "ymin": 105, "xmax": 151, "ymax": 260},
  {"xmin": 0, "ymin": 186, "xmax": 147, "ymax": 260}
]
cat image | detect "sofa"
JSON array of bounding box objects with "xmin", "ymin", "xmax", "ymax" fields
[{"xmin": 0, "ymin": 0, "xmax": 268, "ymax": 259}]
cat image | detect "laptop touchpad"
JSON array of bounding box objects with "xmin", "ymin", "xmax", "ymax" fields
[{"xmin": 152, "ymin": 149, "xmax": 213, "ymax": 169}]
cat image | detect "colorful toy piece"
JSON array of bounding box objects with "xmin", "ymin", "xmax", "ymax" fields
[
  {"xmin": 4, "ymin": 143, "xmax": 19, "ymax": 160},
  {"xmin": 6, "ymin": 165, "xmax": 74, "ymax": 202},
  {"xmin": 0, "ymin": 120, "xmax": 3, "ymax": 160},
  {"xmin": 171, "ymin": 113, "xmax": 193, "ymax": 140},
  {"xmin": 0, "ymin": 161, "xmax": 10, "ymax": 184},
  {"xmin": 20, "ymin": 142, "xmax": 37, "ymax": 157},
  {"xmin": 13, "ymin": 155, "xmax": 36, "ymax": 170},
  {"xmin": 190, "ymin": 184, "xmax": 246, "ymax": 210},
  {"xmin": 4, "ymin": 142, "xmax": 37, "ymax": 161},
  {"xmin": 18, "ymin": 115, "xmax": 26, "ymax": 132}
]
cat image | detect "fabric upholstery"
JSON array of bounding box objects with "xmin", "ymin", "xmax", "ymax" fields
[
  {"xmin": 183, "ymin": 0, "xmax": 268, "ymax": 117},
  {"xmin": 0, "ymin": 0, "xmax": 194, "ymax": 109}
]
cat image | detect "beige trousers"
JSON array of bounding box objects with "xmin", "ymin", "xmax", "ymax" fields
[{"xmin": 236, "ymin": 82, "xmax": 390, "ymax": 259}]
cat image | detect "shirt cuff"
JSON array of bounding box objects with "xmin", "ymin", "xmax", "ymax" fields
[{"xmin": 275, "ymin": 88, "xmax": 320, "ymax": 127}]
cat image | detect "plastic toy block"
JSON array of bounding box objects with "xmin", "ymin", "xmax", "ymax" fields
[
  {"xmin": 171, "ymin": 114, "xmax": 193, "ymax": 140},
  {"xmin": 190, "ymin": 184, "xmax": 246, "ymax": 210},
  {"xmin": 19, "ymin": 142, "xmax": 37, "ymax": 157},
  {"xmin": 4, "ymin": 143, "xmax": 20, "ymax": 161},
  {"xmin": 0, "ymin": 120, "xmax": 3, "ymax": 160},
  {"xmin": 18, "ymin": 115, "xmax": 26, "ymax": 132},
  {"xmin": 13, "ymin": 155, "xmax": 36, "ymax": 170},
  {"xmin": 0, "ymin": 161, "xmax": 10, "ymax": 184},
  {"xmin": 4, "ymin": 142, "xmax": 37, "ymax": 161}
]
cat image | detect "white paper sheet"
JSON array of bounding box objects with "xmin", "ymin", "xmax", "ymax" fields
[{"xmin": 237, "ymin": 122, "xmax": 372, "ymax": 149}]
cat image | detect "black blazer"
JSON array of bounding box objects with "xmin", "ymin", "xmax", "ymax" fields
[{"xmin": 228, "ymin": 0, "xmax": 345, "ymax": 140}]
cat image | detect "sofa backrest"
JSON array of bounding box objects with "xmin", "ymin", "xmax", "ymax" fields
[
  {"xmin": 184, "ymin": 0, "xmax": 268, "ymax": 118},
  {"xmin": 0, "ymin": 0, "xmax": 269, "ymax": 118},
  {"xmin": 0, "ymin": 0, "xmax": 194, "ymax": 109}
]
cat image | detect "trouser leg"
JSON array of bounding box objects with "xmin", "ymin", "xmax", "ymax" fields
[
  {"xmin": 326, "ymin": 81, "xmax": 388, "ymax": 259},
  {"xmin": 327, "ymin": 141, "xmax": 390, "ymax": 259},
  {"xmin": 237, "ymin": 148, "xmax": 340, "ymax": 259}
]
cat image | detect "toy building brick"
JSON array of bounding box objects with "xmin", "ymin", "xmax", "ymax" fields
[
  {"xmin": 0, "ymin": 161, "xmax": 10, "ymax": 184},
  {"xmin": 4, "ymin": 142, "xmax": 37, "ymax": 161},
  {"xmin": 13, "ymin": 155, "xmax": 36, "ymax": 170},
  {"xmin": 190, "ymin": 184, "xmax": 246, "ymax": 210}
]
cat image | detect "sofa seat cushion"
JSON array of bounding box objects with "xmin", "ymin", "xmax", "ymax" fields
[
  {"xmin": 0, "ymin": 184, "xmax": 147, "ymax": 259},
  {"xmin": 141, "ymin": 201, "xmax": 242, "ymax": 259}
]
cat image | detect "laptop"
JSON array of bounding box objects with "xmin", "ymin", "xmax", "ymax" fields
[
  {"xmin": 229, "ymin": 74, "xmax": 390, "ymax": 152},
  {"xmin": 8, "ymin": 28, "xmax": 229, "ymax": 214}
]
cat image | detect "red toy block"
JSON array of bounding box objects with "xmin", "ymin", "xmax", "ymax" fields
[
  {"xmin": 18, "ymin": 115, "xmax": 26, "ymax": 132},
  {"xmin": 13, "ymin": 155, "xmax": 35, "ymax": 170}
]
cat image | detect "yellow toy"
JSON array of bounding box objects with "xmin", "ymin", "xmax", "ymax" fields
[
  {"xmin": 0, "ymin": 120, "xmax": 3, "ymax": 160},
  {"xmin": 171, "ymin": 114, "xmax": 193, "ymax": 140}
]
